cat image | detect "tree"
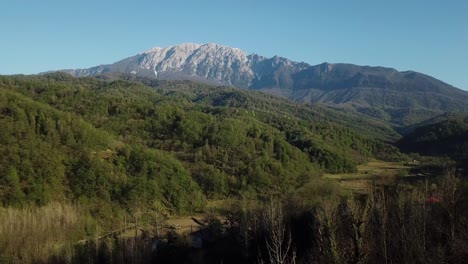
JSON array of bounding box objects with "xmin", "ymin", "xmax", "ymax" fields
[{"xmin": 260, "ymin": 201, "xmax": 296, "ymax": 264}]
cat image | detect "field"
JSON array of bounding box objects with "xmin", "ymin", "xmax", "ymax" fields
[{"xmin": 324, "ymin": 160, "xmax": 410, "ymax": 192}]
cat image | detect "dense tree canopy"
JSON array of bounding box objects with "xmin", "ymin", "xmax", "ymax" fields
[
  {"xmin": 0, "ymin": 73, "xmax": 403, "ymax": 213},
  {"xmin": 398, "ymin": 116, "xmax": 468, "ymax": 160}
]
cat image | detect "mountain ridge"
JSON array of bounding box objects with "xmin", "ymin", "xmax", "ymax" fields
[{"xmin": 58, "ymin": 43, "xmax": 468, "ymax": 126}]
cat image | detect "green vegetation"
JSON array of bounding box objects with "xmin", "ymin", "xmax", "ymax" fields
[
  {"xmin": 397, "ymin": 116, "xmax": 468, "ymax": 161},
  {"xmin": 0, "ymin": 73, "xmax": 404, "ymax": 209},
  {"xmin": 6, "ymin": 73, "xmax": 467, "ymax": 263},
  {"xmin": 0, "ymin": 87, "xmax": 202, "ymax": 216}
]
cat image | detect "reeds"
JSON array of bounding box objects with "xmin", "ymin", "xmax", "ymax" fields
[{"xmin": 0, "ymin": 203, "xmax": 81, "ymax": 263}]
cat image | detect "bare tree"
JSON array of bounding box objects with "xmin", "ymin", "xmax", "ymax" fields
[
  {"xmin": 316, "ymin": 198, "xmax": 342, "ymax": 264},
  {"xmin": 260, "ymin": 200, "xmax": 296, "ymax": 264}
]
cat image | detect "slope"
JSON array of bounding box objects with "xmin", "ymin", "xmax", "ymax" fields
[
  {"xmin": 0, "ymin": 73, "xmax": 403, "ymax": 209},
  {"xmin": 397, "ymin": 115, "xmax": 468, "ymax": 161},
  {"xmin": 291, "ymin": 63, "xmax": 468, "ymax": 126},
  {"xmin": 57, "ymin": 43, "xmax": 468, "ymax": 127},
  {"xmin": 0, "ymin": 86, "xmax": 202, "ymax": 215}
]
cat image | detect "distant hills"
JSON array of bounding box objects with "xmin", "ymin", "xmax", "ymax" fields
[
  {"xmin": 0, "ymin": 73, "xmax": 402, "ymax": 209},
  {"xmin": 59, "ymin": 43, "xmax": 468, "ymax": 126},
  {"xmin": 397, "ymin": 114, "xmax": 468, "ymax": 160}
]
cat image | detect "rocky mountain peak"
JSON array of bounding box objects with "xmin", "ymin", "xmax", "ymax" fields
[{"xmin": 58, "ymin": 43, "xmax": 468, "ymax": 126}]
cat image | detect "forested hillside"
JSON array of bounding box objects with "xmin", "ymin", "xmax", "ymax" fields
[
  {"xmin": 0, "ymin": 73, "xmax": 402, "ymax": 212},
  {"xmin": 3, "ymin": 73, "xmax": 468, "ymax": 264},
  {"xmin": 397, "ymin": 115, "xmax": 468, "ymax": 161},
  {"xmin": 0, "ymin": 87, "xmax": 203, "ymax": 215}
]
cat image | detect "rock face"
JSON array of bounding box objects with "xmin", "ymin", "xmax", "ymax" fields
[
  {"xmin": 139, "ymin": 43, "xmax": 253, "ymax": 87},
  {"xmin": 62, "ymin": 43, "xmax": 309, "ymax": 91},
  {"xmin": 61, "ymin": 43, "xmax": 468, "ymax": 126}
]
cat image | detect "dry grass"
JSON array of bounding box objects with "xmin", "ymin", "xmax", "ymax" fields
[
  {"xmin": 0, "ymin": 203, "xmax": 83, "ymax": 263},
  {"xmin": 324, "ymin": 160, "xmax": 410, "ymax": 192}
]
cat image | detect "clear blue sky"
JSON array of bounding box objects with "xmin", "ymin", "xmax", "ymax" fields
[{"xmin": 1, "ymin": 0, "xmax": 467, "ymax": 90}]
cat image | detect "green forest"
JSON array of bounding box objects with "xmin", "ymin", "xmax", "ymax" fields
[
  {"xmin": 0, "ymin": 73, "xmax": 403, "ymax": 210},
  {"xmin": 398, "ymin": 115, "xmax": 468, "ymax": 161},
  {"xmin": 0, "ymin": 73, "xmax": 467, "ymax": 263}
]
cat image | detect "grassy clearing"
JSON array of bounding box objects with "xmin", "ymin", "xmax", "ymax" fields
[{"xmin": 324, "ymin": 160, "xmax": 410, "ymax": 192}]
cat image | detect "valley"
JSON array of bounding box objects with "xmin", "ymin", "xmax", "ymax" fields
[
  {"xmin": 2, "ymin": 0, "xmax": 467, "ymax": 261},
  {"xmin": 324, "ymin": 160, "xmax": 410, "ymax": 192},
  {"xmin": 1, "ymin": 56, "xmax": 467, "ymax": 263}
]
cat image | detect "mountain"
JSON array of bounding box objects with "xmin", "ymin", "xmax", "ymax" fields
[
  {"xmin": 398, "ymin": 112, "xmax": 468, "ymax": 135},
  {"xmin": 60, "ymin": 43, "xmax": 468, "ymax": 126},
  {"xmin": 397, "ymin": 115, "xmax": 468, "ymax": 160},
  {"xmin": 63, "ymin": 43, "xmax": 310, "ymax": 89}
]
